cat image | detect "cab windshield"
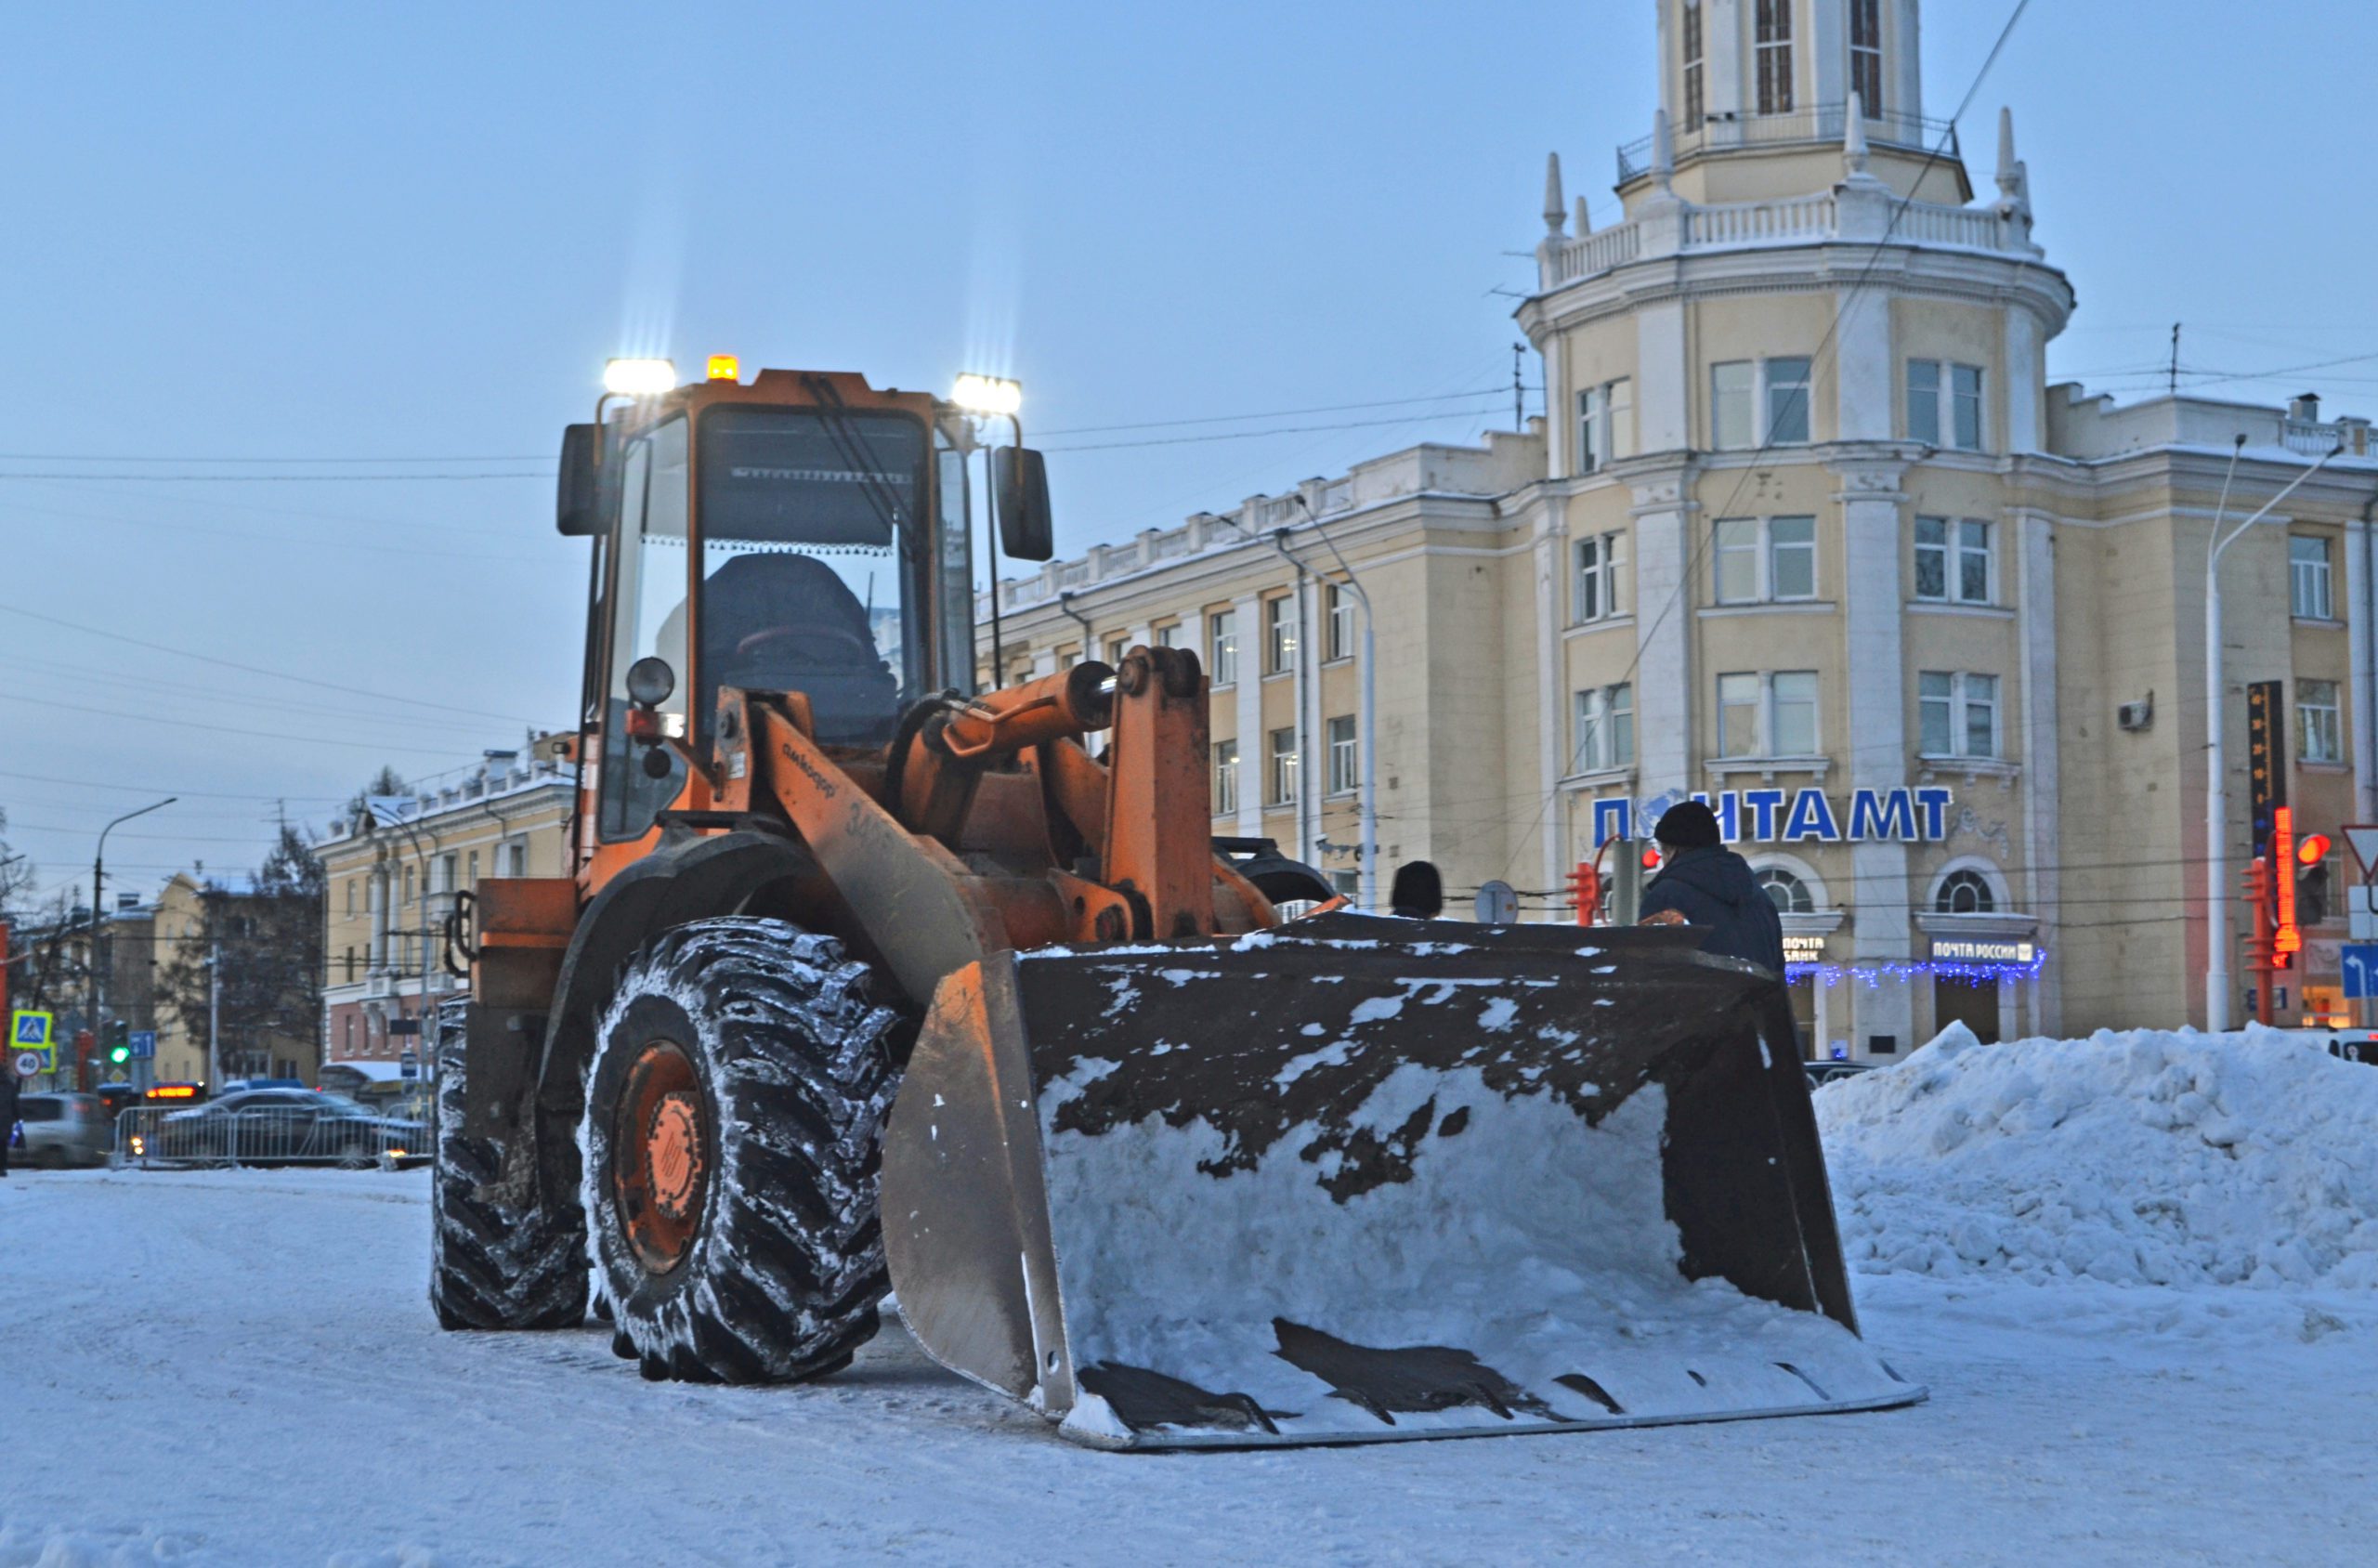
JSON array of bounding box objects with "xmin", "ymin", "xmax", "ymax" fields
[{"xmin": 694, "ymin": 406, "xmax": 928, "ymax": 745}]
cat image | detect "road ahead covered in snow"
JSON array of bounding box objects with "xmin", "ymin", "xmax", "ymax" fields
[{"xmin": 3, "ymin": 1165, "xmax": 2371, "ymax": 1567}]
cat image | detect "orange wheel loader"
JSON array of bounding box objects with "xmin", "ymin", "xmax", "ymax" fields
[{"xmin": 428, "ymin": 360, "xmax": 1922, "ymax": 1448}]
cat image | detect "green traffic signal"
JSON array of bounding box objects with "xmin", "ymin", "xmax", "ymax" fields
[{"xmin": 109, "ymin": 1045, "xmax": 131, "ymax": 1065}]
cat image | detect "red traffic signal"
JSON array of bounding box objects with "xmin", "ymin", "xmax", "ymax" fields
[
  {"xmin": 2298, "ymin": 831, "xmax": 2332, "ymax": 869},
  {"xmin": 1567, "ymin": 862, "xmax": 1601, "ymax": 927}
]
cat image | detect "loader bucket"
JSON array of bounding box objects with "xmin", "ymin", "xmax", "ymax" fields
[{"xmin": 881, "ymin": 915, "xmax": 1923, "ymax": 1449}]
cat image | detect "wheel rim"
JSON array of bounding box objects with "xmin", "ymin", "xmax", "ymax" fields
[{"xmin": 613, "ymin": 1039, "xmax": 710, "ymax": 1274}]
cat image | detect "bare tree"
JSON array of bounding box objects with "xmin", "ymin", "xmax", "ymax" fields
[{"xmin": 158, "ymin": 824, "xmax": 328, "ymax": 1078}]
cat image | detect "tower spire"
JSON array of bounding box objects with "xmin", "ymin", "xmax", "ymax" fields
[
  {"xmin": 1542, "ymin": 151, "xmax": 1567, "ymax": 236},
  {"xmin": 1651, "ymin": 109, "xmax": 1674, "ymax": 192},
  {"xmin": 1843, "ymin": 92, "xmax": 1872, "ymax": 180}
]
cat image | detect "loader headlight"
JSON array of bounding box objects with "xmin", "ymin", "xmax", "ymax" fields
[
  {"xmin": 951, "ymin": 373, "xmax": 1023, "ymax": 416},
  {"xmin": 625, "ymin": 656, "xmax": 675, "ymax": 709},
  {"xmin": 603, "ymin": 358, "xmax": 677, "ymax": 398}
]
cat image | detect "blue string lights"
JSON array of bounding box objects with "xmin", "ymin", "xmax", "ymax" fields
[{"xmin": 1785, "ymin": 953, "xmax": 2048, "ymax": 988}]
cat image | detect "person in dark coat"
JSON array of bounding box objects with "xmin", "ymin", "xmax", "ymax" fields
[
  {"xmin": 0, "ymin": 1065, "xmax": 20, "ymax": 1177},
  {"xmin": 1637, "ymin": 801, "xmax": 1785, "ymax": 973},
  {"xmin": 1388, "ymin": 861, "xmax": 1444, "ymax": 920}
]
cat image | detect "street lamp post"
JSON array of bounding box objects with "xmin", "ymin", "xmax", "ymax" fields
[
  {"xmin": 953, "ymin": 374, "xmax": 1025, "ymax": 689},
  {"xmin": 2204, "ymin": 438, "xmax": 2343, "ymax": 1031},
  {"xmin": 91, "ymin": 797, "xmax": 174, "ymax": 1086},
  {"xmin": 366, "ymin": 797, "xmax": 440, "ymax": 1068},
  {"xmin": 1286, "ymin": 499, "xmax": 1379, "ymax": 912}
]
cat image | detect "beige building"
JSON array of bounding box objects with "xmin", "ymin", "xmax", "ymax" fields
[
  {"xmin": 984, "ymin": 0, "xmax": 2378, "ymax": 1058},
  {"xmin": 319, "ymin": 744, "xmax": 573, "ymax": 1067}
]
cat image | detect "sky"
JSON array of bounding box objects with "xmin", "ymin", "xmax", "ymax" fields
[{"xmin": 5, "ymin": 0, "xmax": 2378, "ymax": 906}]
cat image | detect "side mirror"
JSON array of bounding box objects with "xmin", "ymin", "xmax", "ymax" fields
[
  {"xmin": 993, "ymin": 447, "xmax": 1053, "ymax": 562},
  {"xmin": 557, "ymin": 423, "xmax": 606, "ymax": 536}
]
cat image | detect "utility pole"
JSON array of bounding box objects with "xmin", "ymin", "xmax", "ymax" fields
[
  {"xmin": 91, "ymin": 798, "xmax": 175, "ymax": 1085},
  {"xmin": 1512, "ymin": 343, "xmax": 1527, "ymax": 432},
  {"xmin": 2205, "ymin": 437, "xmax": 2344, "ymax": 1030},
  {"xmin": 206, "ymin": 940, "xmax": 221, "ymax": 1091},
  {"xmin": 2169, "ymin": 322, "xmax": 2182, "ymax": 397}
]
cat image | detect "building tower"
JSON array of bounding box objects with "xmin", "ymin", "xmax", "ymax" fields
[{"xmin": 1521, "ymin": 0, "xmax": 2072, "ymax": 1056}]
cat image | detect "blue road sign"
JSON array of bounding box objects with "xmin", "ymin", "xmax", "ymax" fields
[
  {"xmin": 2344, "ymin": 946, "xmax": 2378, "ymax": 1000},
  {"xmin": 11, "ymin": 1011, "xmax": 52, "ymax": 1048},
  {"xmin": 128, "ymin": 1029, "xmax": 157, "ymax": 1060}
]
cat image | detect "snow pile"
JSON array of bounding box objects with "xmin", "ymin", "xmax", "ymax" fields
[{"xmin": 1820, "ymin": 1023, "xmax": 2378, "ymax": 1289}]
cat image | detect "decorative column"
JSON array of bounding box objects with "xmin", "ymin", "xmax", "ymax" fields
[
  {"xmin": 1233, "ymin": 592, "xmax": 1262, "ymax": 841},
  {"xmin": 1834, "ymin": 459, "xmax": 1914, "ymax": 1054},
  {"xmin": 2347, "ymin": 516, "xmax": 2378, "ymax": 821},
  {"xmin": 2014, "ymin": 505, "xmax": 2063, "ymax": 1036},
  {"xmin": 1535, "ymin": 504, "xmax": 1566, "ymax": 891},
  {"xmin": 1630, "ymin": 473, "xmax": 1698, "ymax": 812}
]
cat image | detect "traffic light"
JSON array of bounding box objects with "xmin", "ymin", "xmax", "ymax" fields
[
  {"xmin": 107, "ymin": 1021, "xmax": 130, "ymax": 1066},
  {"xmin": 1566, "ymin": 862, "xmax": 1601, "ymax": 927}
]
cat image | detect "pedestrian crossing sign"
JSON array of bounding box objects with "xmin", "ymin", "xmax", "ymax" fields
[{"xmin": 10, "ymin": 1010, "xmax": 53, "ymax": 1074}]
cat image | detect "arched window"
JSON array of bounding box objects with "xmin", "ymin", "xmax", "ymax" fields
[
  {"xmin": 1757, "ymin": 867, "xmax": 1813, "ymax": 914},
  {"xmin": 1937, "ymin": 869, "xmax": 1995, "ymax": 914}
]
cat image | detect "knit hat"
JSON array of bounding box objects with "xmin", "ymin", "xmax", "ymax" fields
[{"xmin": 1653, "ymin": 800, "xmax": 1721, "ymax": 850}]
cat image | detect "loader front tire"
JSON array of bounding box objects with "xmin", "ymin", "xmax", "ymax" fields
[
  {"xmin": 582, "ymin": 919, "xmax": 902, "ymax": 1384},
  {"xmin": 429, "ymin": 999, "xmax": 589, "ymax": 1331}
]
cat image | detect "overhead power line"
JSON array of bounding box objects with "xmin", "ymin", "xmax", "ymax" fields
[
  {"xmin": 0, "ymin": 471, "xmax": 549, "ymax": 483},
  {"xmin": 0, "ymin": 602, "xmax": 540, "ymax": 725}
]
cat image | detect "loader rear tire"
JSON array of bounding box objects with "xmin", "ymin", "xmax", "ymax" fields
[
  {"xmin": 429, "ymin": 999, "xmax": 589, "ymax": 1331},
  {"xmin": 582, "ymin": 919, "xmax": 902, "ymax": 1385}
]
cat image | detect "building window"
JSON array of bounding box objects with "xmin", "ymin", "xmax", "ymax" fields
[
  {"xmin": 1213, "ymin": 739, "xmax": 1239, "ymax": 817},
  {"xmin": 1682, "ymin": 0, "xmax": 1705, "ymax": 131},
  {"xmin": 1573, "ymin": 684, "xmax": 1635, "ymax": 773},
  {"xmin": 2300, "ymin": 678, "xmax": 2343, "ymax": 764},
  {"xmin": 1715, "ymin": 518, "xmax": 1759, "ymax": 604},
  {"xmin": 506, "ymin": 842, "xmax": 527, "ymax": 877},
  {"xmin": 2291, "ymin": 536, "xmax": 2334, "ymax": 621},
  {"xmin": 1330, "ymin": 870, "xmax": 1359, "ymax": 899},
  {"xmin": 1155, "ymin": 622, "xmax": 1182, "ymax": 648},
  {"xmin": 1849, "ymin": 0, "xmax": 1883, "ymax": 113},
  {"xmin": 1266, "ymin": 595, "xmax": 1298, "ymax": 675},
  {"xmin": 1713, "ymin": 516, "xmax": 1817, "ymax": 604},
  {"xmin": 1936, "ymin": 869, "xmax": 1996, "ymax": 914},
  {"xmin": 465, "ymin": 850, "xmax": 479, "ymax": 887},
  {"xmin": 1755, "ymin": 0, "xmax": 1794, "ymax": 114},
  {"xmin": 1770, "ymin": 516, "xmax": 1817, "ymax": 599},
  {"xmin": 1577, "ymin": 378, "xmax": 1634, "ymax": 474},
  {"xmin": 1919, "ymin": 672, "xmax": 2002, "ymax": 758},
  {"xmin": 1718, "ymin": 673, "xmax": 1762, "ymax": 757},
  {"xmin": 1326, "ymin": 715, "xmax": 1358, "ymax": 795},
  {"xmin": 402, "ymin": 865, "xmax": 414, "ymax": 908},
  {"xmin": 343, "ymin": 1015, "xmax": 354, "ymax": 1054},
  {"xmin": 1915, "ymin": 517, "xmax": 1993, "ymax": 603},
  {"xmin": 1766, "ymin": 357, "xmax": 1811, "ymax": 445},
  {"xmin": 1209, "ymin": 609, "xmax": 1238, "ymax": 686},
  {"xmin": 345, "ymin": 879, "xmax": 358, "ymax": 917},
  {"xmin": 1908, "ymin": 360, "xmax": 1984, "ymax": 451},
  {"xmin": 1104, "ymin": 634, "xmax": 1130, "ymax": 667},
  {"xmin": 1574, "ymin": 531, "xmax": 1626, "ymax": 622},
  {"xmin": 438, "ymin": 853, "xmax": 458, "ymax": 895},
  {"xmin": 1770, "ymin": 671, "xmax": 1819, "ymax": 755},
  {"xmin": 2303, "ymin": 860, "xmax": 2334, "ymax": 925},
  {"xmin": 1757, "ymin": 867, "xmax": 1814, "ymax": 914},
  {"xmin": 1268, "ymin": 727, "xmax": 1300, "ymax": 805},
  {"xmin": 1721, "ymin": 671, "xmax": 1807, "ymax": 761},
  {"xmin": 1711, "ymin": 359, "xmax": 1810, "ymax": 450},
  {"xmin": 1326, "ymin": 584, "xmax": 1356, "ymax": 661},
  {"xmin": 344, "ymin": 947, "xmax": 356, "ymax": 984}
]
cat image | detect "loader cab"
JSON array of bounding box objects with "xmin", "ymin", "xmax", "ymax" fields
[{"xmin": 563, "ymin": 369, "xmax": 976, "ymax": 857}]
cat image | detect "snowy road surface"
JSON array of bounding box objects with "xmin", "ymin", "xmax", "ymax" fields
[{"xmin": 4, "ymin": 1167, "xmax": 2372, "ymax": 1566}]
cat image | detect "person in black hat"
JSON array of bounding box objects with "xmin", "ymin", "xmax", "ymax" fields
[
  {"xmin": 1388, "ymin": 860, "xmax": 1443, "ymax": 920},
  {"xmin": 1637, "ymin": 801, "xmax": 1785, "ymax": 973}
]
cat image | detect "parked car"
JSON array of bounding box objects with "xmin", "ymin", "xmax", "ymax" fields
[
  {"xmin": 15, "ymin": 1093, "xmax": 111, "ymax": 1169},
  {"xmin": 1803, "ymin": 1060, "xmax": 1878, "ymax": 1088},
  {"xmin": 147, "ymin": 1088, "xmax": 428, "ymax": 1166}
]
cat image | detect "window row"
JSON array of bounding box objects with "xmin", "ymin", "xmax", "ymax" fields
[
  {"xmin": 1573, "ymin": 515, "xmax": 2000, "ymax": 621},
  {"xmin": 1577, "ymin": 675, "xmax": 2000, "ymax": 774},
  {"xmin": 1744, "ymin": 865, "xmax": 1996, "ymax": 918},
  {"xmin": 1694, "ymin": 358, "xmax": 1988, "ymax": 454},
  {"xmin": 1211, "ymin": 717, "xmax": 1361, "ymax": 814},
  {"xmin": 1203, "ymin": 586, "xmax": 1362, "ymax": 686}
]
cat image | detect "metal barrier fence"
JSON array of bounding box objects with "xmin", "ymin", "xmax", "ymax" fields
[{"xmin": 113, "ymin": 1104, "xmax": 432, "ymax": 1169}]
